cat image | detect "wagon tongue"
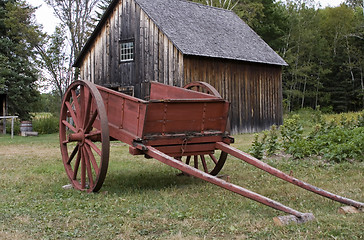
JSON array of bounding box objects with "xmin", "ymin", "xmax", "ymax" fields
[
  {"xmin": 139, "ymin": 141, "xmax": 364, "ymax": 225},
  {"xmin": 216, "ymin": 142, "xmax": 364, "ymax": 210},
  {"xmin": 144, "ymin": 145, "xmax": 316, "ymax": 225}
]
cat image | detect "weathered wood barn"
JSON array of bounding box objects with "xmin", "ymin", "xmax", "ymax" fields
[{"xmin": 74, "ymin": 0, "xmax": 287, "ymax": 133}]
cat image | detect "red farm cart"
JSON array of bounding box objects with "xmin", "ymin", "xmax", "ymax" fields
[{"xmin": 59, "ymin": 80, "xmax": 363, "ymax": 224}]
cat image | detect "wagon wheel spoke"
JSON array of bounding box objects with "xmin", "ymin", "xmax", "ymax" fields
[
  {"xmin": 83, "ymin": 147, "xmax": 94, "ymax": 188},
  {"xmin": 65, "ymin": 101, "xmax": 80, "ymax": 129},
  {"xmin": 85, "ymin": 130, "xmax": 101, "ymax": 137},
  {"xmin": 67, "ymin": 144, "xmax": 79, "ymax": 164},
  {"xmin": 83, "ymin": 87, "xmax": 92, "ymax": 129},
  {"xmin": 200, "ymin": 155, "xmax": 209, "ymax": 173},
  {"xmin": 85, "ymin": 144, "xmax": 99, "ymax": 173},
  {"xmin": 61, "ymin": 120, "xmax": 77, "ymax": 133},
  {"xmin": 209, "ymin": 154, "xmax": 218, "ymax": 164},
  {"xmin": 71, "ymin": 89, "xmax": 81, "ymax": 126},
  {"xmin": 60, "ymin": 80, "xmax": 109, "ymax": 193},
  {"xmin": 85, "ymin": 139, "xmax": 101, "ymax": 156},
  {"xmin": 73, "ymin": 148, "xmax": 81, "ymax": 180},
  {"xmin": 193, "ymin": 155, "xmax": 198, "ymax": 169},
  {"xmin": 186, "ymin": 156, "xmax": 191, "ymax": 165},
  {"xmin": 85, "ymin": 109, "xmax": 98, "ymax": 133},
  {"xmin": 79, "ymin": 85, "xmax": 86, "ymax": 128},
  {"xmin": 85, "ymin": 130, "xmax": 102, "ymax": 142},
  {"xmin": 181, "ymin": 150, "xmax": 227, "ymax": 175},
  {"xmin": 81, "ymin": 147, "xmax": 86, "ymax": 189}
]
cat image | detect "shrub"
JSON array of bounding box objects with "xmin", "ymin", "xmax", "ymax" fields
[
  {"xmin": 280, "ymin": 114, "xmax": 303, "ymax": 151},
  {"xmin": 265, "ymin": 125, "xmax": 279, "ymax": 156},
  {"xmin": 249, "ymin": 133, "xmax": 266, "ymax": 159},
  {"xmin": 317, "ymin": 127, "xmax": 364, "ymax": 162},
  {"xmin": 32, "ymin": 115, "xmax": 59, "ymax": 134},
  {"xmin": 5, "ymin": 119, "xmax": 20, "ymax": 135}
]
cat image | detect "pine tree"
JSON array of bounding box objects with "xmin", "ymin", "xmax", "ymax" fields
[{"xmin": 0, "ymin": 0, "xmax": 42, "ymax": 120}]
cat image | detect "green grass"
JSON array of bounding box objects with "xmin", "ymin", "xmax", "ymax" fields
[{"xmin": 0, "ymin": 133, "xmax": 363, "ymax": 239}]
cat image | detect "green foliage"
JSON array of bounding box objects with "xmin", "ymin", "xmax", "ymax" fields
[
  {"xmin": 256, "ymin": 0, "xmax": 364, "ymax": 113},
  {"xmin": 358, "ymin": 111, "xmax": 364, "ymax": 127},
  {"xmin": 0, "ymin": 0, "xmax": 42, "ymax": 120},
  {"xmin": 5, "ymin": 118, "xmax": 20, "ymax": 135},
  {"xmin": 4, "ymin": 113, "xmax": 59, "ymax": 135},
  {"xmin": 251, "ymin": 111, "xmax": 364, "ymax": 162},
  {"xmin": 31, "ymin": 92, "xmax": 61, "ymax": 116},
  {"xmin": 265, "ymin": 124, "xmax": 280, "ymax": 156},
  {"xmin": 92, "ymin": 0, "xmax": 113, "ymax": 26},
  {"xmin": 280, "ymin": 114, "xmax": 303, "ymax": 151},
  {"xmin": 249, "ymin": 133, "xmax": 266, "ymax": 159},
  {"xmin": 32, "ymin": 115, "xmax": 59, "ymax": 134},
  {"xmin": 315, "ymin": 127, "xmax": 364, "ymax": 162}
]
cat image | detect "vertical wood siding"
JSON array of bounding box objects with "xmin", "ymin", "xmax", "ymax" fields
[
  {"xmin": 183, "ymin": 56, "xmax": 283, "ymax": 133},
  {"xmin": 79, "ymin": 0, "xmax": 183, "ymax": 99}
]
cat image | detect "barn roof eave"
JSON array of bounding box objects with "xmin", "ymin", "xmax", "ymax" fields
[{"xmin": 183, "ymin": 53, "xmax": 288, "ymax": 67}]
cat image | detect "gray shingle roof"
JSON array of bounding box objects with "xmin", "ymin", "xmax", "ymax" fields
[
  {"xmin": 74, "ymin": 0, "xmax": 287, "ymax": 67},
  {"xmin": 135, "ymin": 0, "xmax": 287, "ymax": 66}
]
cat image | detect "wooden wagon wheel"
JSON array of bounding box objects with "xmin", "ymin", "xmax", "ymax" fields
[
  {"xmin": 183, "ymin": 81, "xmax": 228, "ymax": 176},
  {"xmin": 59, "ymin": 80, "xmax": 110, "ymax": 192}
]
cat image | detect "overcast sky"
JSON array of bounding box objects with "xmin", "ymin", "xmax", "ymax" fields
[{"xmin": 28, "ymin": 0, "xmax": 345, "ymax": 34}]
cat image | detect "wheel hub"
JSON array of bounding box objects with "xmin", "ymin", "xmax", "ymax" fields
[{"xmin": 68, "ymin": 129, "xmax": 86, "ymax": 146}]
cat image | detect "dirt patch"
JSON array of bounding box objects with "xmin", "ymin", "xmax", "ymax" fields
[{"xmin": 0, "ymin": 145, "xmax": 60, "ymax": 160}]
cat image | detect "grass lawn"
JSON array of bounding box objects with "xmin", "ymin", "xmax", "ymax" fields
[{"xmin": 0, "ymin": 133, "xmax": 363, "ymax": 239}]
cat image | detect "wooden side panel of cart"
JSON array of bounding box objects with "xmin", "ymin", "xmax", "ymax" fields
[{"xmin": 96, "ymin": 82, "xmax": 229, "ymax": 147}]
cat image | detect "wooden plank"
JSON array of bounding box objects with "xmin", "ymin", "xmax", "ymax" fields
[
  {"xmin": 163, "ymin": 35, "xmax": 168, "ymax": 85},
  {"xmin": 158, "ymin": 30, "xmax": 164, "ymax": 84},
  {"xmin": 153, "ymin": 143, "xmax": 216, "ymax": 156},
  {"xmin": 117, "ymin": 1, "xmax": 123, "ymax": 85},
  {"xmin": 178, "ymin": 51, "xmax": 184, "ymax": 87},
  {"xmin": 168, "ymin": 40, "xmax": 173, "ymax": 85},
  {"xmin": 149, "ymin": 18, "xmax": 155, "ymax": 83},
  {"xmin": 143, "ymin": 134, "xmax": 224, "ymax": 147},
  {"xmin": 134, "ymin": 3, "xmax": 141, "ymax": 87},
  {"xmin": 139, "ymin": 7, "xmax": 145, "ymax": 86},
  {"xmin": 92, "ymin": 49, "xmax": 95, "ymax": 84},
  {"xmin": 145, "ymin": 16, "xmax": 151, "ymax": 83},
  {"xmin": 154, "ymin": 24, "xmax": 159, "ymax": 83},
  {"xmin": 172, "ymin": 46, "xmax": 178, "ymax": 86},
  {"xmin": 113, "ymin": 6, "xmax": 119, "ymax": 85},
  {"xmin": 94, "ymin": 34, "xmax": 100, "ymax": 84}
]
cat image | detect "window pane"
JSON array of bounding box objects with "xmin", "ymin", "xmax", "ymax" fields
[{"xmin": 120, "ymin": 41, "xmax": 134, "ymax": 62}]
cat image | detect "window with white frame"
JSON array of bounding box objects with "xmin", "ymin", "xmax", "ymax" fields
[{"xmin": 120, "ymin": 40, "xmax": 134, "ymax": 62}]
